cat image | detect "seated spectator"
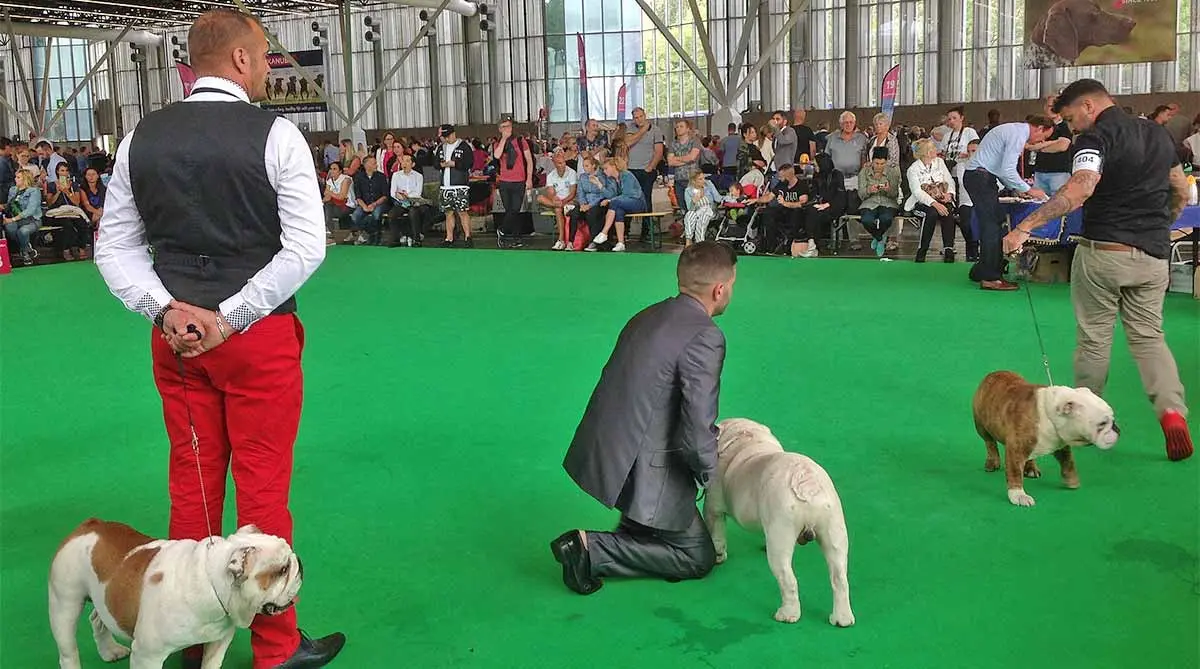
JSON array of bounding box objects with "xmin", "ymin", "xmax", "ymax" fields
[
  {"xmin": 570, "ymin": 155, "xmax": 611, "ymax": 245},
  {"xmin": 682, "ymin": 171, "xmax": 720, "ymax": 247},
  {"xmin": 857, "ymin": 147, "xmax": 902, "ymax": 259},
  {"xmin": 79, "ymin": 167, "xmax": 106, "ymax": 242},
  {"xmin": 3, "ymin": 169, "xmax": 42, "ymax": 265},
  {"xmin": 350, "ymin": 155, "xmax": 390, "ymax": 245},
  {"xmin": 322, "ymin": 161, "xmax": 353, "ymax": 245},
  {"xmin": 905, "ymin": 138, "xmax": 967, "ymax": 263},
  {"xmin": 588, "ymin": 158, "xmax": 645, "ymax": 253},
  {"xmin": 388, "ymin": 153, "xmax": 432, "ymax": 247},
  {"xmin": 756, "ymin": 163, "xmax": 810, "ymax": 255},
  {"xmin": 538, "ymin": 150, "xmax": 578, "ymax": 251},
  {"xmin": 43, "ymin": 162, "xmax": 91, "ymax": 260},
  {"xmin": 805, "ymin": 153, "xmax": 847, "ymax": 247}
]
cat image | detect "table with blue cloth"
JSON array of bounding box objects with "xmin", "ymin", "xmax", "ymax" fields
[{"xmin": 1003, "ymin": 200, "xmax": 1200, "ymax": 266}]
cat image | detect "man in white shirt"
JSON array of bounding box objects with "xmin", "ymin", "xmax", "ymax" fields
[
  {"xmin": 93, "ymin": 10, "xmax": 344, "ymax": 668},
  {"xmin": 537, "ymin": 149, "xmax": 578, "ymax": 250},
  {"xmin": 388, "ymin": 153, "xmax": 430, "ymax": 247}
]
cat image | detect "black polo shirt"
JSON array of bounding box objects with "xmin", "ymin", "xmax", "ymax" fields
[
  {"xmin": 1034, "ymin": 120, "xmax": 1073, "ymax": 174},
  {"xmin": 772, "ymin": 178, "xmax": 808, "ymax": 204},
  {"xmin": 1072, "ymin": 106, "xmax": 1179, "ymax": 259}
]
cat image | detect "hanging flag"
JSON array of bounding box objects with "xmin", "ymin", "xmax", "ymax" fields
[
  {"xmin": 880, "ymin": 64, "xmax": 900, "ymax": 121},
  {"xmin": 577, "ymin": 33, "xmax": 588, "ymax": 129},
  {"xmin": 616, "ymin": 84, "xmax": 627, "ymax": 122},
  {"xmin": 176, "ymin": 61, "xmax": 197, "ymax": 97}
]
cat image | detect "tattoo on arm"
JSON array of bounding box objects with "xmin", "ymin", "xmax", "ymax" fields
[
  {"xmin": 1021, "ymin": 171, "xmax": 1099, "ymax": 231},
  {"xmin": 1167, "ymin": 165, "xmax": 1188, "ymax": 219}
]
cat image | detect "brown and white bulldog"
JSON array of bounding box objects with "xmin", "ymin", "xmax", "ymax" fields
[
  {"xmin": 973, "ymin": 371, "xmax": 1119, "ymax": 507},
  {"xmin": 705, "ymin": 418, "xmax": 854, "ymax": 627},
  {"xmin": 49, "ymin": 520, "xmax": 301, "ymax": 669}
]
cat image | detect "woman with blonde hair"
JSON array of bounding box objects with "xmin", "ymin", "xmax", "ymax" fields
[
  {"xmin": 3, "ymin": 168, "xmax": 42, "ymax": 265},
  {"xmin": 905, "ymin": 138, "xmax": 970, "ymax": 263},
  {"xmin": 588, "ymin": 157, "xmax": 646, "ymax": 252}
]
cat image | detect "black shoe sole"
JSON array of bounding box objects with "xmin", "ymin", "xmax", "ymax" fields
[{"xmin": 550, "ymin": 531, "xmax": 602, "ymax": 595}]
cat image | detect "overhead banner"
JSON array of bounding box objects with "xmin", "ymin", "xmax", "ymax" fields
[
  {"xmin": 880, "ymin": 64, "xmax": 899, "ymax": 121},
  {"xmin": 1023, "ymin": 0, "xmax": 1175, "ymax": 69},
  {"xmin": 261, "ymin": 49, "xmax": 327, "ymax": 114},
  {"xmin": 576, "ymin": 34, "xmax": 588, "ymax": 129}
]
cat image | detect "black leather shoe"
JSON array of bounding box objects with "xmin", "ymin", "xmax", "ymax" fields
[
  {"xmin": 271, "ymin": 630, "xmax": 346, "ymax": 669},
  {"xmin": 550, "ymin": 530, "xmax": 602, "ymax": 595}
]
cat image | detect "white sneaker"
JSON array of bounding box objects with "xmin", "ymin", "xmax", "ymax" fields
[
  {"xmin": 612, "ymin": 242, "xmax": 626, "ymax": 252},
  {"xmin": 564, "ymin": 243, "xmax": 574, "ymax": 252},
  {"xmin": 552, "ymin": 240, "xmax": 566, "ymax": 251},
  {"xmin": 585, "ymin": 243, "xmax": 599, "ymax": 252},
  {"xmin": 593, "ymin": 232, "xmax": 608, "ymax": 245},
  {"xmin": 801, "ymin": 239, "xmax": 819, "ymax": 258}
]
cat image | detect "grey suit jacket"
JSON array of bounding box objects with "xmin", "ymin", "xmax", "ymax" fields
[{"xmin": 563, "ymin": 294, "xmax": 725, "ymax": 532}]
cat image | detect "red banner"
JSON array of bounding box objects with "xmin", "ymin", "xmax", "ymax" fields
[
  {"xmin": 616, "ymin": 84, "xmax": 627, "ymax": 122},
  {"xmin": 880, "ymin": 64, "xmax": 899, "ymax": 121},
  {"xmin": 176, "ymin": 61, "xmax": 197, "ymax": 97},
  {"xmin": 577, "ymin": 33, "xmax": 588, "ymax": 127}
]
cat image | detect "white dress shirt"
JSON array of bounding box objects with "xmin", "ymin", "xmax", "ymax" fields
[
  {"xmin": 963, "ymin": 121, "xmax": 1031, "ymax": 193},
  {"xmin": 390, "ymin": 169, "xmax": 424, "ymax": 202},
  {"xmin": 94, "ymin": 76, "xmax": 326, "ymax": 332}
]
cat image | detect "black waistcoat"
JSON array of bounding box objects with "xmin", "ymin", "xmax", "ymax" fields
[{"xmin": 129, "ymin": 96, "xmax": 294, "ymax": 314}]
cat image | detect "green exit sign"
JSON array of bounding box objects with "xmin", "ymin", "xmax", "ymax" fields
[
  {"xmin": 634, "ymin": 60, "xmax": 646, "ymax": 76},
  {"xmin": 56, "ymin": 99, "xmax": 65, "ymax": 109}
]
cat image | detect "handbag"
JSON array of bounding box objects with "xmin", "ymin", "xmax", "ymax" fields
[{"xmin": 573, "ymin": 219, "xmax": 590, "ymax": 250}]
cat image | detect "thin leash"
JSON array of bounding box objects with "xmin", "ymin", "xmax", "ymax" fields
[{"xmin": 1014, "ymin": 247, "xmax": 1054, "ymax": 386}]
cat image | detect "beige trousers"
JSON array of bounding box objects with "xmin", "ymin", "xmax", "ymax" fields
[{"xmin": 1071, "ymin": 243, "xmax": 1188, "ymax": 417}]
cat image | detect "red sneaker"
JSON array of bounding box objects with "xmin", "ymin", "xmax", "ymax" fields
[{"xmin": 1160, "ymin": 410, "xmax": 1193, "ymax": 461}]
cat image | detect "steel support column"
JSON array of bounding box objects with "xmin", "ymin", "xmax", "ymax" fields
[
  {"xmin": 44, "ymin": 27, "xmax": 130, "ymax": 134},
  {"xmin": 685, "ymin": 0, "xmax": 727, "ymax": 102},
  {"xmin": 107, "ymin": 42, "xmax": 122, "ymax": 137},
  {"xmin": 157, "ymin": 43, "xmax": 172, "ymax": 108},
  {"xmin": 339, "ymin": 0, "xmax": 355, "ymax": 121},
  {"xmin": 350, "ymin": 0, "xmax": 451, "ymax": 125},
  {"xmin": 728, "ymin": 3, "xmax": 806, "ymax": 104},
  {"xmin": 4, "ymin": 10, "xmax": 38, "ymax": 128},
  {"xmin": 936, "ymin": 0, "xmax": 954, "ymax": 102},
  {"xmin": 428, "ymin": 31, "xmax": 441, "ymax": 124},
  {"xmin": 463, "ymin": 14, "xmax": 485, "ymax": 123},
  {"xmin": 485, "ymin": 24, "xmax": 500, "ymax": 122},
  {"xmin": 844, "ymin": 0, "xmax": 859, "ymax": 107},
  {"xmin": 632, "ymin": 0, "xmax": 726, "ymax": 105},
  {"xmin": 756, "ymin": 0, "xmax": 771, "ymax": 107},
  {"xmin": 36, "ymin": 36, "xmax": 53, "ymax": 133},
  {"xmin": 372, "ymin": 40, "xmax": 386, "ymax": 129},
  {"xmin": 135, "ymin": 47, "xmax": 152, "ymax": 126},
  {"xmin": 1149, "ymin": 62, "xmax": 1170, "ymax": 92},
  {"xmin": 1039, "ymin": 68, "xmax": 1057, "ymax": 98},
  {"xmin": 787, "ymin": 0, "xmax": 807, "ymax": 110},
  {"xmin": 726, "ymin": 0, "xmax": 760, "ymax": 95}
]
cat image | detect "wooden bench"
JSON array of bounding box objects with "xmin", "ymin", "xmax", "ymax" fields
[{"xmin": 627, "ymin": 211, "xmax": 669, "ymax": 250}]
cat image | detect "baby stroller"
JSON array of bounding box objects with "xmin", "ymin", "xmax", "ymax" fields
[{"xmin": 712, "ymin": 184, "xmax": 765, "ymax": 255}]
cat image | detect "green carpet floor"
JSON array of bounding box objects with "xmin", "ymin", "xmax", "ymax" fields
[{"xmin": 2, "ymin": 248, "xmax": 1197, "ymax": 669}]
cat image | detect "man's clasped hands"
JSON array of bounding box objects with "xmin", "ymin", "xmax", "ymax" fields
[{"xmin": 160, "ymin": 301, "xmax": 236, "ymax": 358}]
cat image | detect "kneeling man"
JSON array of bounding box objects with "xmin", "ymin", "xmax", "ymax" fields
[{"xmin": 551, "ymin": 241, "xmax": 737, "ymax": 594}]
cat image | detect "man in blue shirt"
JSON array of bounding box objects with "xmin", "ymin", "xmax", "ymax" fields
[{"xmin": 962, "ymin": 115, "xmax": 1054, "ymax": 290}]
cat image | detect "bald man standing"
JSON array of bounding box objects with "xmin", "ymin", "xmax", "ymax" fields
[{"xmin": 94, "ymin": 10, "xmax": 344, "ymax": 668}]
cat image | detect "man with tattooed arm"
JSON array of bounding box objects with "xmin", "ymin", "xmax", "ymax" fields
[{"xmin": 1003, "ymin": 78, "xmax": 1193, "ymax": 462}]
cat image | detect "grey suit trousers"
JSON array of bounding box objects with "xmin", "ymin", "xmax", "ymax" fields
[{"xmin": 586, "ymin": 507, "xmax": 717, "ymax": 581}]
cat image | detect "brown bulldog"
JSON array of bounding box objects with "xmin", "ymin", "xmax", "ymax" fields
[{"xmin": 972, "ymin": 371, "xmax": 1119, "ymax": 507}]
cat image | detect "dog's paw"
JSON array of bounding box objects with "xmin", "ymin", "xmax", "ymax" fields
[
  {"xmin": 829, "ymin": 609, "xmax": 855, "ymax": 628},
  {"xmin": 1062, "ymin": 473, "xmax": 1081, "ymax": 489},
  {"xmin": 774, "ymin": 605, "xmax": 801, "ymax": 624},
  {"xmin": 98, "ymin": 643, "xmax": 130, "ymax": 662},
  {"xmin": 714, "ymin": 550, "xmax": 727, "ymax": 565},
  {"xmin": 1007, "ymin": 489, "xmax": 1036, "ymax": 507},
  {"xmin": 1023, "ymin": 462, "xmax": 1042, "ymax": 478},
  {"xmin": 984, "ymin": 457, "xmax": 1000, "ymax": 472}
]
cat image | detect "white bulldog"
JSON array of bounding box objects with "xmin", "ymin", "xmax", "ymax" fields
[
  {"xmin": 49, "ymin": 520, "xmax": 302, "ymax": 669},
  {"xmin": 705, "ymin": 418, "xmax": 854, "ymax": 627}
]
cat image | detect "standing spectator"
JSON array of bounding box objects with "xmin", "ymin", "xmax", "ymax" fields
[
  {"xmin": 791, "ymin": 109, "xmax": 818, "ymax": 162},
  {"xmin": 493, "ymin": 117, "xmax": 534, "ymax": 248},
  {"xmin": 719, "ymin": 123, "xmax": 741, "ymax": 178},
  {"xmin": 437, "ymin": 124, "xmax": 474, "ymax": 247},
  {"xmin": 577, "ymin": 119, "xmax": 609, "ymax": 158},
  {"xmin": 769, "ymin": 110, "xmax": 798, "ymax": 170},
  {"xmin": 825, "ymin": 111, "xmax": 869, "ymax": 210},
  {"xmin": 350, "ymin": 155, "xmax": 389, "ymax": 245},
  {"xmin": 979, "ymin": 109, "xmax": 1001, "ymax": 138},
  {"xmin": 667, "ymin": 119, "xmax": 701, "ymax": 213},
  {"xmin": 1029, "ymin": 95, "xmax": 1075, "ymax": 194},
  {"xmin": 938, "ymin": 107, "xmax": 980, "ymax": 189},
  {"xmin": 735, "ymin": 123, "xmax": 765, "ymax": 178}
]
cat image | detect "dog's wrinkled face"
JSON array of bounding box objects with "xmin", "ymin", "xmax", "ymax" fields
[
  {"xmin": 1050, "ymin": 387, "xmax": 1119, "ymax": 449},
  {"xmin": 225, "ymin": 525, "xmax": 303, "ymax": 618}
]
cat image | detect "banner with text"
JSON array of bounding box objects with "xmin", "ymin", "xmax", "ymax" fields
[
  {"xmin": 577, "ymin": 34, "xmax": 589, "ymax": 129},
  {"xmin": 261, "ymin": 49, "xmax": 327, "ymax": 114},
  {"xmin": 880, "ymin": 64, "xmax": 899, "ymax": 121},
  {"xmin": 1023, "ymin": 0, "xmax": 1176, "ymax": 69}
]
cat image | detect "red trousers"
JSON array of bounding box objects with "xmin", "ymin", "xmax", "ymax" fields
[{"xmin": 152, "ymin": 314, "xmax": 305, "ymax": 668}]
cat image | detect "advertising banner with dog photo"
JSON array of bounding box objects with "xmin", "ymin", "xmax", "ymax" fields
[
  {"xmin": 1023, "ymin": 0, "xmax": 1177, "ymax": 69},
  {"xmin": 261, "ymin": 49, "xmax": 327, "ymax": 114}
]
